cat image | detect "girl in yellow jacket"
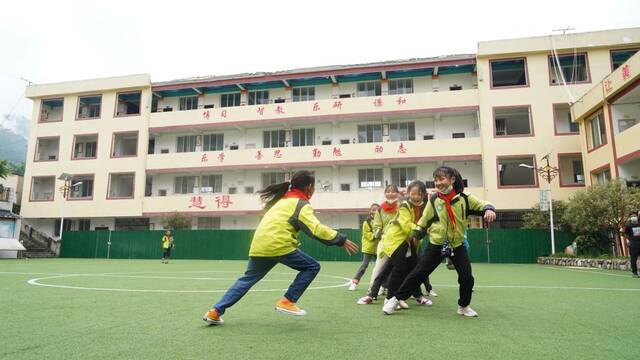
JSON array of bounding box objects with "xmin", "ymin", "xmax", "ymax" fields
[
  {"xmin": 383, "ymin": 166, "xmax": 496, "ymax": 317},
  {"xmin": 348, "ymin": 203, "xmax": 380, "ymax": 290},
  {"xmin": 203, "ymin": 170, "xmax": 358, "ymax": 325}
]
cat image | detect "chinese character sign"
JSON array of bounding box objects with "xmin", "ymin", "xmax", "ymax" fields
[
  {"xmin": 332, "ymin": 147, "xmax": 343, "ymax": 157},
  {"xmin": 215, "ymin": 195, "xmax": 233, "ymax": 208},
  {"xmin": 275, "ymin": 105, "xmax": 285, "ymax": 114},
  {"xmin": 202, "ymin": 110, "xmax": 210, "ymax": 120},
  {"xmin": 622, "ymin": 64, "xmax": 631, "ymax": 81},
  {"xmin": 255, "ymin": 150, "xmax": 263, "ymax": 160},
  {"xmin": 217, "ymin": 152, "xmax": 225, "ymax": 162},
  {"xmin": 312, "ymin": 148, "xmax": 322, "ymax": 158},
  {"xmin": 201, "ymin": 153, "xmax": 209, "ymax": 162},
  {"xmin": 397, "ymin": 143, "xmax": 407, "ymax": 154},
  {"xmin": 220, "ymin": 110, "xmax": 227, "ymax": 118},
  {"xmin": 375, "ymin": 145, "xmax": 384, "ymax": 153},
  {"xmin": 373, "ymin": 98, "xmax": 383, "ymax": 107},
  {"xmin": 188, "ymin": 196, "xmax": 206, "ymax": 209},
  {"xmin": 312, "ymin": 102, "xmax": 320, "ymax": 111},
  {"xmin": 273, "ymin": 149, "xmax": 283, "ymax": 158},
  {"xmin": 332, "ymin": 101, "xmax": 342, "ymax": 110},
  {"xmin": 396, "ymin": 96, "xmax": 406, "ymax": 105},
  {"xmin": 257, "ymin": 107, "xmax": 265, "ymax": 116}
]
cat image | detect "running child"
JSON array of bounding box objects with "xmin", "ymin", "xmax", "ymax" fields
[
  {"xmin": 203, "ymin": 170, "xmax": 358, "ymax": 325},
  {"xmin": 348, "ymin": 203, "xmax": 380, "ymax": 290},
  {"xmin": 382, "ymin": 166, "xmax": 495, "ymax": 317}
]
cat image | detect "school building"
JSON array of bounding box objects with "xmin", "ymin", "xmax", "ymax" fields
[{"xmin": 21, "ymin": 27, "xmax": 640, "ymax": 237}]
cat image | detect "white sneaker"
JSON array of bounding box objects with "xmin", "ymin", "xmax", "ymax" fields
[
  {"xmin": 378, "ymin": 287, "xmax": 386, "ymax": 296},
  {"xmin": 382, "ymin": 297, "xmax": 398, "ymax": 315},
  {"xmin": 356, "ymin": 296, "xmax": 373, "ymax": 305},
  {"xmin": 415, "ymin": 296, "xmax": 433, "ymax": 306},
  {"xmin": 348, "ymin": 281, "xmax": 357, "ymax": 291},
  {"xmin": 428, "ymin": 290, "xmax": 438, "ymax": 297},
  {"xmin": 398, "ymin": 300, "xmax": 409, "ymax": 309},
  {"xmin": 457, "ymin": 305, "xmax": 478, "ymax": 317}
]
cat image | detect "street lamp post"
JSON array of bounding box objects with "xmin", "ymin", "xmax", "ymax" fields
[
  {"xmin": 57, "ymin": 173, "xmax": 82, "ymax": 241},
  {"xmin": 520, "ymin": 155, "xmax": 559, "ymax": 254}
]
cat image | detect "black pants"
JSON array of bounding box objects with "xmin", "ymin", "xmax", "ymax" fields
[
  {"xmin": 395, "ymin": 242, "xmax": 475, "ymax": 307},
  {"xmin": 163, "ymin": 248, "xmax": 171, "ymax": 259},
  {"xmin": 386, "ymin": 242, "xmax": 418, "ymax": 300},
  {"xmin": 368, "ymin": 260, "xmax": 392, "ymax": 298},
  {"xmin": 630, "ymin": 242, "xmax": 639, "ymax": 275}
]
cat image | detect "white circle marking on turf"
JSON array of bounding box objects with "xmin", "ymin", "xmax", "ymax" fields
[{"xmin": 26, "ymin": 271, "xmax": 351, "ymax": 293}]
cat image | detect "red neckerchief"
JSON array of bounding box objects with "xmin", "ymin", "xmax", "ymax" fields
[
  {"xmin": 283, "ymin": 188, "xmax": 310, "ymax": 201},
  {"xmin": 380, "ymin": 201, "xmax": 398, "ymax": 213},
  {"xmin": 437, "ymin": 190, "xmax": 457, "ymax": 232}
]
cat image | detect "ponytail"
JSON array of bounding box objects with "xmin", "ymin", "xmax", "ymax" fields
[{"xmin": 259, "ymin": 182, "xmax": 290, "ymax": 210}]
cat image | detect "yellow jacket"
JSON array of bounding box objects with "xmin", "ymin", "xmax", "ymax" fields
[
  {"xmin": 249, "ymin": 197, "xmax": 346, "ymax": 257},
  {"xmin": 360, "ymin": 218, "xmax": 376, "ymax": 255},
  {"xmin": 161, "ymin": 236, "xmax": 173, "ymax": 249},
  {"xmin": 381, "ymin": 201, "xmax": 423, "ymax": 257},
  {"xmin": 372, "ymin": 205, "xmax": 398, "ymax": 255}
]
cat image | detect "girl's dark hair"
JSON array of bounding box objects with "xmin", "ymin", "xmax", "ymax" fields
[
  {"xmin": 370, "ymin": 203, "xmax": 380, "ymax": 209},
  {"xmin": 384, "ymin": 184, "xmax": 399, "ymax": 193},
  {"xmin": 432, "ymin": 166, "xmax": 464, "ymax": 193},
  {"xmin": 258, "ymin": 170, "xmax": 315, "ymax": 210},
  {"xmin": 406, "ymin": 180, "xmax": 426, "ymax": 194}
]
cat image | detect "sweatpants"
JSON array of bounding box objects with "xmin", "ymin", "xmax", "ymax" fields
[
  {"xmin": 386, "ymin": 241, "xmax": 418, "ymax": 300},
  {"xmin": 630, "ymin": 242, "xmax": 639, "ymax": 275},
  {"xmin": 394, "ymin": 242, "xmax": 474, "ymax": 307},
  {"xmin": 352, "ymin": 253, "xmax": 376, "ymax": 281}
]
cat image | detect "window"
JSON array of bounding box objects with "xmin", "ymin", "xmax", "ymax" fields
[
  {"xmin": 54, "ymin": 219, "xmax": 74, "ymax": 236},
  {"xmin": 263, "ymin": 130, "xmax": 286, "ymax": 148},
  {"xmin": 0, "ymin": 187, "xmax": 10, "ymax": 202},
  {"xmin": 587, "ymin": 112, "xmax": 606, "ymax": 150},
  {"xmin": 490, "ymin": 58, "xmax": 528, "ymax": 88},
  {"xmin": 497, "ymin": 156, "xmax": 537, "ymax": 187},
  {"xmin": 292, "ymin": 128, "xmax": 314, "ymax": 147},
  {"xmin": 198, "ymin": 217, "xmax": 221, "ymax": 229},
  {"xmin": 73, "ymin": 135, "xmax": 97, "ymax": 159},
  {"xmin": 558, "ymin": 154, "xmax": 584, "ymax": 186},
  {"xmin": 77, "ymin": 95, "xmax": 101, "ymax": 119},
  {"xmin": 112, "ymin": 132, "xmax": 138, "ymax": 157},
  {"xmin": 200, "ymin": 175, "xmax": 222, "ymax": 193},
  {"xmin": 358, "ymin": 168, "xmax": 383, "ymax": 188},
  {"xmin": 30, "ymin": 176, "xmax": 55, "ymax": 201},
  {"xmin": 340, "ymin": 184, "xmax": 351, "ymax": 191},
  {"xmin": 245, "ymin": 186, "xmax": 254, "ymax": 194},
  {"xmin": 618, "ymin": 118, "xmax": 637, "ymax": 133},
  {"xmin": 549, "ymin": 53, "xmax": 589, "ymax": 84},
  {"xmin": 249, "ymin": 91, "xmax": 269, "ymax": 105},
  {"xmin": 108, "ymin": 173, "xmax": 135, "ymax": 198},
  {"xmin": 174, "ymin": 176, "xmax": 197, "ymax": 194},
  {"xmin": 611, "ymin": 49, "xmax": 639, "ymax": 70},
  {"xmin": 357, "ymin": 81, "xmax": 382, "ymax": 97},
  {"xmin": 262, "ymin": 172, "xmax": 287, "ymax": 189},
  {"xmin": 177, "ymin": 135, "xmax": 197, "ymax": 153},
  {"xmin": 554, "ymin": 104, "xmax": 579, "ymax": 134},
  {"xmin": 292, "ymin": 87, "xmax": 315, "ymax": 102},
  {"xmin": 228, "ymin": 187, "xmax": 237, "ymax": 194},
  {"xmin": 358, "ymin": 124, "xmax": 383, "ymax": 143},
  {"xmin": 68, "ymin": 175, "xmax": 94, "ymax": 199},
  {"xmin": 115, "ymin": 91, "xmax": 141, "ymax": 116},
  {"xmin": 78, "ymin": 219, "xmax": 91, "ymax": 231},
  {"xmin": 389, "ymin": 79, "xmax": 413, "ymax": 95},
  {"xmin": 494, "ymin": 106, "xmax": 532, "ymax": 137},
  {"xmin": 39, "ymin": 98, "xmax": 64, "ymax": 122},
  {"xmin": 179, "ymin": 96, "xmax": 199, "ymax": 111},
  {"xmin": 202, "ymin": 134, "xmax": 224, "ymax": 151},
  {"xmin": 35, "ymin": 137, "xmax": 59, "ymax": 161},
  {"xmin": 593, "ymin": 168, "xmax": 612, "ymax": 185},
  {"xmin": 220, "ymin": 93, "xmax": 241, "ymax": 108},
  {"xmin": 391, "ymin": 167, "xmax": 416, "ymax": 187},
  {"xmin": 115, "ymin": 218, "xmax": 149, "ymax": 231},
  {"xmin": 389, "ymin": 122, "xmax": 415, "ymax": 141},
  {"xmin": 452, "ymin": 133, "xmax": 466, "ymax": 139}
]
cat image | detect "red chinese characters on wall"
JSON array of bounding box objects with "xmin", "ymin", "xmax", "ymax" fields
[
  {"xmin": 312, "ymin": 148, "xmax": 322, "ymax": 158},
  {"xmin": 220, "ymin": 110, "xmax": 228, "ymax": 118},
  {"xmin": 273, "ymin": 149, "xmax": 283, "ymax": 158},
  {"xmin": 275, "ymin": 105, "xmax": 285, "ymax": 114},
  {"xmin": 188, "ymin": 196, "xmax": 206, "ymax": 209},
  {"xmin": 622, "ymin": 64, "xmax": 631, "ymax": 81},
  {"xmin": 215, "ymin": 195, "xmax": 233, "ymax": 208},
  {"xmin": 332, "ymin": 100, "xmax": 343, "ymax": 110},
  {"xmin": 374, "ymin": 145, "xmax": 384, "ymax": 154},
  {"xmin": 604, "ymin": 78, "xmax": 613, "ymax": 94},
  {"xmin": 201, "ymin": 153, "xmax": 209, "ymax": 162},
  {"xmin": 255, "ymin": 150, "xmax": 263, "ymax": 160},
  {"xmin": 313, "ymin": 102, "xmax": 320, "ymax": 112},
  {"xmin": 373, "ymin": 98, "xmax": 383, "ymax": 107},
  {"xmin": 396, "ymin": 96, "xmax": 407, "ymax": 105},
  {"xmin": 217, "ymin": 152, "xmax": 225, "ymax": 162},
  {"xmin": 397, "ymin": 143, "xmax": 407, "ymax": 154},
  {"xmin": 332, "ymin": 147, "xmax": 342, "ymax": 157},
  {"xmin": 257, "ymin": 107, "xmax": 265, "ymax": 116},
  {"xmin": 202, "ymin": 110, "xmax": 210, "ymax": 120}
]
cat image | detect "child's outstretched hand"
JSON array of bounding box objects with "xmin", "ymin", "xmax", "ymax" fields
[
  {"xmin": 342, "ymin": 240, "xmax": 359, "ymax": 255},
  {"xmin": 484, "ymin": 210, "xmax": 496, "ymax": 223}
]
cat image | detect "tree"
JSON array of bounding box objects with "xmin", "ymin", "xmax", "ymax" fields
[
  {"xmin": 0, "ymin": 159, "xmax": 10, "ymax": 179},
  {"xmin": 564, "ymin": 180, "xmax": 640, "ymax": 256},
  {"xmin": 522, "ymin": 200, "xmax": 572, "ymax": 233},
  {"xmin": 160, "ymin": 212, "xmax": 192, "ymax": 230}
]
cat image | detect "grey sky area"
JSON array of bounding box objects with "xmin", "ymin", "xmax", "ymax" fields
[{"xmin": 1, "ymin": 0, "xmax": 638, "ymax": 120}]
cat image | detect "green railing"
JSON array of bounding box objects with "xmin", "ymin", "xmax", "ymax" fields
[{"xmin": 60, "ymin": 228, "xmax": 573, "ymax": 264}]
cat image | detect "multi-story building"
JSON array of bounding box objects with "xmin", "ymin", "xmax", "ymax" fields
[
  {"xmin": 21, "ymin": 27, "xmax": 640, "ymax": 237},
  {"xmin": 0, "ymin": 174, "xmax": 24, "ymax": 258}
]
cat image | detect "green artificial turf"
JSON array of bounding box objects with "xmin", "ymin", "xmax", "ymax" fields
[{"xmin": 1, "ymin": 259, "xmax": 638, "ymax": 359}]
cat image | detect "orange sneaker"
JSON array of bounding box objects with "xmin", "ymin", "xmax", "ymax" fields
[
  {"xmin": 275, "ymin": 298, "xmax": 307, "ymax": 316},
  {"xmin": 202, "ymin": 308, "xmax": 224, "ymax": 325}
]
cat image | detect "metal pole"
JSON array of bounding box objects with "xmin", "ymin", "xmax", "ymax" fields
[
  {"xmin": 485, "ymin": 222, "xmax": 490, "ymax": 263},
  {"xmin": 548, "ymin": 180, "xmax": 556, "ymax": 254},
  {"xmin": 107, "ymin": 230, "xmax": 112, "ymax": 260}
]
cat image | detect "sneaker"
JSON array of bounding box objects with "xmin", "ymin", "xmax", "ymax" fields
[
  {"xmin": 633, "ymin": 273, "xmax": 639, "ymax": 278},
  {"xmin": 382, "ymin": 297, "xmax": 398, "ymax": 315},
  {"xmin": 428, "ymin": 290, "xmax": 438, "ymax": 297},
  {"xmin": 357, "ymin": 296, "xmax": 373, "ymax": 305},
  {"xmin": 348, "ymin": 280, "xmax": 358, "ymax": 291},
  {"xmin": 378, "ymin": 287, "xmax": 386, "ymax": 296},
  {"xmin": 202, "ymin": 309, "xmax": 224, "ymax": 325},
  {"xmin": 415, "ymin": 296, "xmax": 433, "ymax": 306},
  {"xmin": 275, "ymin": 298, "xmax": 307, "ymax": 316},
  {"xmin": 457, "ymin": 305, "xmax": 478, "ymax": 317},
  {"xmin": 398, "ymin": 300, "xmax": 409, "ymax": 309}
]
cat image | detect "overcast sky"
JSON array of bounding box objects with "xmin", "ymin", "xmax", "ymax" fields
[{"xmin": 1, "ymin": 0, "xmax": 638, "ymax": 119}]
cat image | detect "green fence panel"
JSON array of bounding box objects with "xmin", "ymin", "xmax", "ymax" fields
[{"xmin": 61, "ymin": 228, "xmax": 573, "ymax": 263}]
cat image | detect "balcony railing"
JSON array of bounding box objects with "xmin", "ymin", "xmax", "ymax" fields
[
  {"xmin": 149, "ymin": 90, "xmax": 479, "ymax": 131},
  {"xmin": 146, "ymin": 138, "xmax": 482, "ymax": 173}
]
